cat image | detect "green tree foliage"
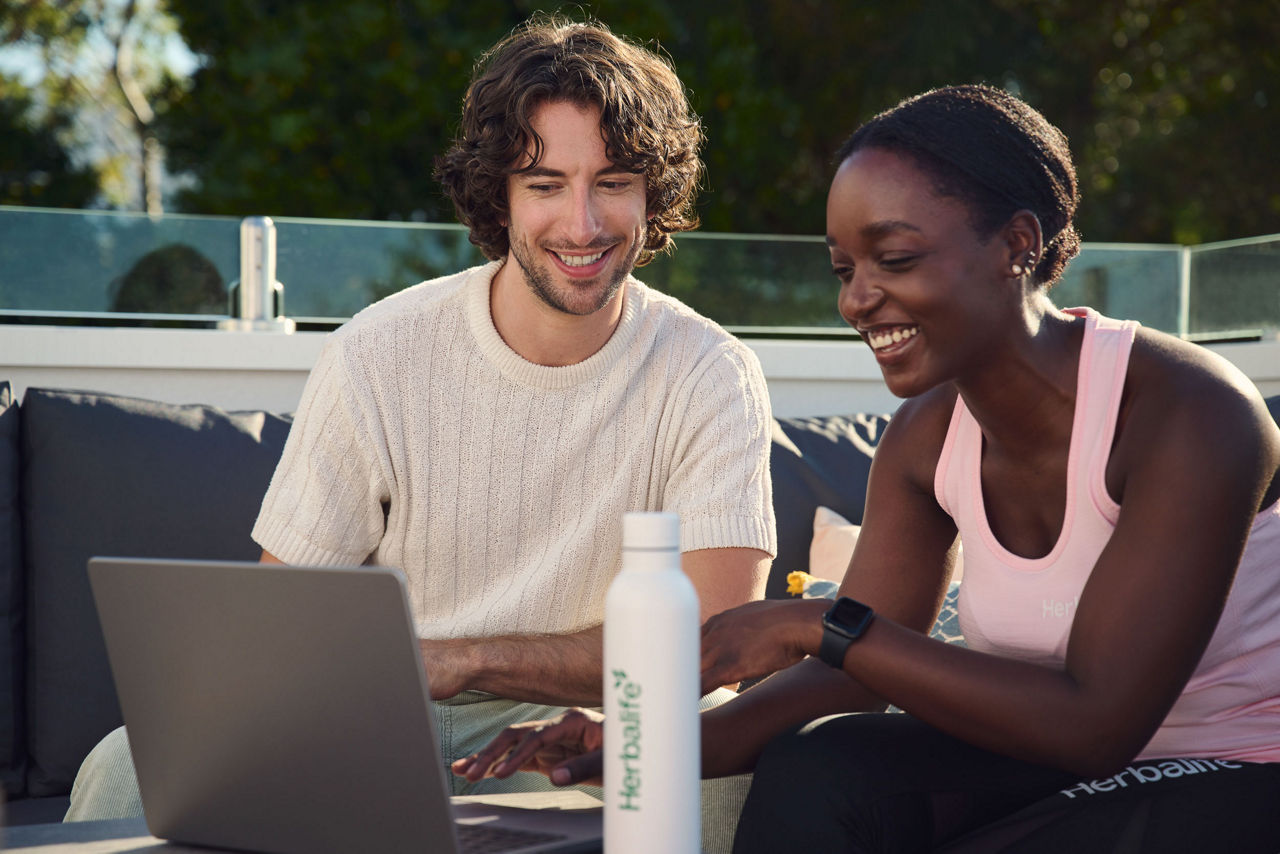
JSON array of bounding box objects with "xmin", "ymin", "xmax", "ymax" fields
[
  {"xmin": 0, "ymin": 73, "xmax": 98, "ymax": 206},
  {"xmin": 982, "ymin": 0, "xmax": 1280, "ymax": 244},
  {"xmin": 1, "ymin": 0, "xmax": 188, "ymax": 211},
  {"xmin": 161, "ymin": 0, "xmax": 544, "ymax": 220},
  {"xmin": 647, "ymin": 0, "xmax": 1280, "ymax": 244},
  {"xmin": 19, "ymin": 0, "xmax": 1280, "ymax": 245}
]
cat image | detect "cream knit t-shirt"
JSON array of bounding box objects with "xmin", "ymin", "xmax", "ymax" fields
[{"xmin": 252, "ymin": 262, "xmax": 776, "ymax": 640}]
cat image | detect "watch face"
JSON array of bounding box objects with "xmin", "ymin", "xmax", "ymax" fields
[
  {"xmin": 824, "ymin": 599, "xmax": 875, "ymax": 637},
  {"xmin": 825, "ymin": 597, "xmax": 874, "ymax": 637}
]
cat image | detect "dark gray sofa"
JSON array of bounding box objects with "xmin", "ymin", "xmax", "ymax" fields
[
  {"xmin": 3, "ymin": 380, "xmax": 1276, "ymax": 825},
  {"xmin": 0, "ymin": 381, "xmax": 895, "ymax": 824},
  {"xmin": 2, "ymin": 383, "xmax": 293, "ymax": 823}
]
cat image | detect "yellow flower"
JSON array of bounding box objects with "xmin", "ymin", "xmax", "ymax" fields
[{"xmin": 786, "ymin": 571, "xmax": 814, "ymax": 596}]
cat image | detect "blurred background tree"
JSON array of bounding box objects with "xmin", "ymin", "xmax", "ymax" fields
[
  {"xmin": 0, "ymin": 71, "xmax": 99, "ymax": 206},
  {"xmin": 0, "ymin": 0, "xmax": 189, "ymax": 211},
  {"xmin": 2, "ymin": 0, "xmax": 1277, "ymax": 245}
]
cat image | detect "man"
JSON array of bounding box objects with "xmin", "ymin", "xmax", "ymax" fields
[{"xmin": 67, "ymin": 15, "xmax": 775, "ymax": 837}]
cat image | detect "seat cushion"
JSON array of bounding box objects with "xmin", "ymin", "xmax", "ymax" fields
[
  {"xmin": 0, "ymin": 382, "xmax": 23, "ymax": 796},
  {"xmin": 19, "ymin": 387, "xmax": 292, "ymax": 796}
]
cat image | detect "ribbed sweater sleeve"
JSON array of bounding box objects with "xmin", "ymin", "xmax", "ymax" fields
[{"xmin": 251, "ymin": 334, "xmax": 389, "ymax": 566}]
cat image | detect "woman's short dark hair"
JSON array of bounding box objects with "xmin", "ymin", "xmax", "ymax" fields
[
  {"xmin": 435, "ymin": 15, "xmax": 704, "ymax": 266},
  {"xmin": 836, "ymin": 85, "xmax": 1081, "ymax": 288}
]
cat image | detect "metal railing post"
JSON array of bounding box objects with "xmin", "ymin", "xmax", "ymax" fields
[{"xmin": 218, "ymin": 216, "xmax": 296, "ymax": 333}]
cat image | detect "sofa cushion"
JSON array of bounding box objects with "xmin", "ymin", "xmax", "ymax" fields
[
  {"xmin": 766, "ymin": 413, "xmax": 891, "ymax": 599},
  {"xmin": 19, "ymin": 388, "xmax": 292, "ymax": 797},
  {"xmin": 0, "ymin": 381, "xmax": 23, "ymax": 796}
]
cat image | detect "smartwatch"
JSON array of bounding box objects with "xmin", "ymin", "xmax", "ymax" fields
[{"xmin": 819, "ymin": 596, "xmax": 875, "ymax": 669}]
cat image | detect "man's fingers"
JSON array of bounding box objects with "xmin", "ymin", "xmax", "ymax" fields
[
  {"xmin": 451, "ymin": 710, "xmax": 606, "ymax": 783},
  {"xmin": 454, "ymin": 748, "xmax": 508, "ymax": 781},
  {"xmin": 453, "ymin": 728, "xmax": 526, "ymax": 780},
  {"xmin": 497, "ymin": 717, "xmax": 597, "ymax": 774},
  {"xmin": 492, "ymin": 728, "xmax": 561, "ymax": 777}
]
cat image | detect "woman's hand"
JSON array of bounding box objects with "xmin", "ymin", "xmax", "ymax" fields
[
  {"xmin": 700, "ymin": 598, "xmax": 829, "ymax": 694},
  {"xmin": 451, "ymin": 707, "xmax": 605, "ymax": 787}
]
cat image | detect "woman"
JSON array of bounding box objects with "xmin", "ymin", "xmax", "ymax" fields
[{"xmin": 454, "ymin": 85, "xmax": 1280, "ymax": 852}]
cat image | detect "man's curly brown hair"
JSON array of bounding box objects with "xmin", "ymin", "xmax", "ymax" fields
[{"xmin": 434, "ymin": 15, "xmax": 704, "ymax": 267}]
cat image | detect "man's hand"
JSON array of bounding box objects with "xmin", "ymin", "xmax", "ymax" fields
[
  {"xmin": 451, "ymin": 708, "xmax": 606, "ymax": 787},
  {"xmin": 700, "ymin": 598, "xmax": 827, "ymax": 694}
]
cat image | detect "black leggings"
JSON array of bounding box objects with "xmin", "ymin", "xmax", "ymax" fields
[{"xmin": 732, "ymin": 713, "xmax": 1280, "ymax": 854}]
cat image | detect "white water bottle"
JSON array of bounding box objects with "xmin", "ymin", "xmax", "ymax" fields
[{"xmin": 603, "ymin": 511, "xmax": 701, "ymax": 854}]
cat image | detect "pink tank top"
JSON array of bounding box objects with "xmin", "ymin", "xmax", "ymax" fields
[{"xmin": 935, "ymin": 307, "xmax": 1280, "ymax": 763}]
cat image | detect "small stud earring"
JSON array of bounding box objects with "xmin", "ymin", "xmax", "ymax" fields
[{"xmin": 1011, "ymin": 264, "xmax": 1023, "ymax": 276}]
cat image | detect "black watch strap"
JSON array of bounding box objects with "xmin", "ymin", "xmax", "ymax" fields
[{"xmin": 818, "ymin": 625, "xmax": 856, "ymax": 669}]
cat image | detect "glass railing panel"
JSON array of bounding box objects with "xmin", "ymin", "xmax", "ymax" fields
[
  {"xmin": 1187, "ymin": 234, "xmax": 1280, "ymax": 339},
  {"xmin": 270, "ymin": 218, "xmax": 485, "ymax": 320},
  {"xmin": 637, "ymin": 232, "xmax": 848, "ymax": 331},
  {"xmin": 1, "ymin": 203, "xmax": 1275, "ymax": 341},
  {"xmin": 269, "ymin": 222, "xmax": 845, "ymax": 330},
  {"xmin": 0, "ymin": 206, "xmax": 239, "ymax": 318},
  {"xmin": 1052, "ymin": 244, "xmax": 1185, "ymax": 335}
]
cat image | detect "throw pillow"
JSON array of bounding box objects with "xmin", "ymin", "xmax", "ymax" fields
[
  {"xmin": 809, "ymin": 505, "xmax": 859, "ymax": 583},
  {"xmin": 809, "ymin": 505, "xmax": 964, "ymax": 583}
]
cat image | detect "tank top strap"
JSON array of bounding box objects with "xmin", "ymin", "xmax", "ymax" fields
[{"xmin": 1063, "ymin": 307, "xmax": 1139, "ymax": 523}]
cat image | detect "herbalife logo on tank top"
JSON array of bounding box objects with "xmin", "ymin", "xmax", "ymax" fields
[{"xmin": 612, "ymin": 669, "xmax": 642, "ymax": 810}]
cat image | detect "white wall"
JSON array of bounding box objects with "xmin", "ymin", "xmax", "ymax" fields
[
  {"xmin": 745, "ymin": 339, "xmax": 904, "ymax": 417},
  {"xmin": 2, "ymin": 324, "xmax": 1277, "ymax": 416},
  {"xmin": 2, "ymin": 326, "xmax": 326, "ymax": 413},
  {"xmin": 1205, "ymin": 338, "xmax": 1280, "ymax": 401}
]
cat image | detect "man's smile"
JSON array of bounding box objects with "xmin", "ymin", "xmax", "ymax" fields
[
  {"xmin": 546, "ymin": 245, "xmax": 617, "ymax": 279},
  {"xmin": 553, "ymin": 249, "xmax": 608, "ymax": 267}
]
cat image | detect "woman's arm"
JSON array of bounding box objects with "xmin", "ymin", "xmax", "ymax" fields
[
  {"xmin": 698, "ymin": 390, "xmax": 965, "ymax": 776},
  {"xmin": 706, "ymin": 352, "xmax": 1279, "ymax": 779}
]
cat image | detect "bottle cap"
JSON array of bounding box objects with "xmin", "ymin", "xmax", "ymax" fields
[{"xmin": 623, "ymin": 511, "xmax": 680, "ymax": 550}]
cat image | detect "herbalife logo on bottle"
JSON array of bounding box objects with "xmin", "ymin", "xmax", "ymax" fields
[{"xmin": 613, "ymin": 669, "xmax": 642, "ymax": 811}]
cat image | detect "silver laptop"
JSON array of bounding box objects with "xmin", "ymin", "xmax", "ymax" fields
[{"xmin": 87, "ymin": 557, "xmax": 602, "ymax": 854}]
